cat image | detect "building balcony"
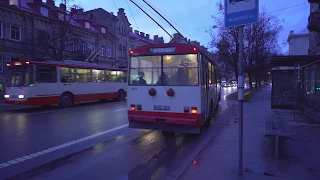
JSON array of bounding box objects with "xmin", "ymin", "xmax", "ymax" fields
[
  {"xmin": 308, "ymin": 0, "xmax": 320, "ymax": 3},
  {"xmin": 308, "ymin": 12, "xmax": 320, "ymax": 32}
]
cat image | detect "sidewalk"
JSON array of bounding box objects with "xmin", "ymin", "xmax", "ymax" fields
[{"xmin": 179, "ymin": 87, "xmax": 320, "ymax": 180}]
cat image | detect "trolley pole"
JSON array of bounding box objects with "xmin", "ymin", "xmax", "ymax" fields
[{"xmin": 238, "ymin": 25, "xmax": 244, "ymax": 175}]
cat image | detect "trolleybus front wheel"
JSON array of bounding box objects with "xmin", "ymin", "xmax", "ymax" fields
[{"xmin": 59, "ymin": 93, "xmax": 74, "ymax": 108}]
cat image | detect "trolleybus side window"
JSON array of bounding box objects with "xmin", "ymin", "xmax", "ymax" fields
[
  {"xmin": 211, "ymin": 65, "xmax": 215, "ymax": 84},
  {"xmin": 203, "ymin": 62, "xmax": 209, "ymax": 90},
  {"xmin": 106, "ymin": 70, "xmax": 117, "ymax": 82},
  {"xmin": 60, "ymin": 67, "xmax": 76, "ymax": 83},
  {"xmin": 163, "ymin": 54, "xmax": 198, "ymax": 86},
  {"xmin": 35, "ymin": 65, "xmax": 57, "ymax": 83},
  {"xmin": 214, "ymin": 68, "xmax": 218, "ymax": 84},
  {"xmin": 116, "ymin": 71, "xmax": 127, "ymax": 83},
  {"xmin": 129, "ymin": 56, "xmax": 161, "ymax": 85},
  {"xmin": 92, "ymin": 69, "xmax": 106, "ymax": 82},
  {"xmin": 76, "ymin": 68, "xmax": 91, "ymax": 83},
  {"xmin": 200, "ymin": 55, "xmax": 205, "ymax": 86},
  {"xmin": 208, "ymin": 62, "xmax": 212, "ymax": 84}
]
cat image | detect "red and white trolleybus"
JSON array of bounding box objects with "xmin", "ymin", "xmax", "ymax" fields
[
  {"xmin": 4, "ymin": 60, "xmax": 127, "ymax": 107},
  {"xmin": 127, "ymin": 43, "xmax": 222, "ymax": 134}
]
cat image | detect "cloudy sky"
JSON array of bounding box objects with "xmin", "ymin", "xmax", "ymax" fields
[{"xmin": 61, "ymin": 0, "xmax": 309, "ymax": 53}]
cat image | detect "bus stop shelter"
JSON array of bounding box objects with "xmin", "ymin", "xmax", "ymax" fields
[{"xmin": 269, "ymin": 55, "xmax": 320, "ymax": 114}]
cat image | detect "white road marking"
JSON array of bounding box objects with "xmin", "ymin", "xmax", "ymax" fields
[
  {"xmin": 113, "ymin": 108, "xmax": 127, "ymax": 112},
  {"xmin": 1, "ymin": 101, "xmax": 125, "ymax": 117},
  {"xmin": 0, "ymin": 124, "xmax": 128, "ymax": 169}
]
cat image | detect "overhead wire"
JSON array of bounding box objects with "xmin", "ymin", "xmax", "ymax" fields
[
  {"xmin": 142, "ymin": 0, "xmax": 194, "ymax": 39},
  {"xmin": 126, "ymin": 0, "xmax": 139, "ymax": 30},
  {"xmin": 185, "ymin": 2, "xmax": 309, "ymax": 32}
]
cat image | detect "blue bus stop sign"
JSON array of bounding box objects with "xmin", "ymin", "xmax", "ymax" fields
[{"xmin": 225, "ymin": 0, "xmax": 259, "ymax": 28}]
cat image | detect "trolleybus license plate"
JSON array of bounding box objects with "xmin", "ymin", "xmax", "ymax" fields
[{"xmin": 154, "ymin": 105, "xmax": 170, "ymax": 111}]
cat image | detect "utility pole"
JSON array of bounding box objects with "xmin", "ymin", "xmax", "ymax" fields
[
  {"xmin": 224, "ymin": 0, "xmax": 259, "ymax": 176},
  {"xmin": 238, "ymin": 25, "xmax": 244, "ymax": 175}
]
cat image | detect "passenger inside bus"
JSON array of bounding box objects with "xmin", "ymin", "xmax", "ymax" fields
[
  {"xmin": 61, "ymin": 76, "xmax": 67, "ymax": 83},
  {"xmin": 137, "ymin": 71, "xmax": 147, "ymax": 85},
  {"xmin": 157, "ymin": 73, "xmax": 168, "ymax": 85},
  {"xmin": 176, "ymin": 67, "xmax": 187, "ymax": 85}
]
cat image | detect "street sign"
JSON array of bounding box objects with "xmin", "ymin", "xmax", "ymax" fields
[{"xmin": 225, "ymin": 0, "xmax": 259, "ymax": 27}]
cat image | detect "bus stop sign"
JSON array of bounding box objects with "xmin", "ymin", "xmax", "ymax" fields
[{"xmin": 224, "ymin": 0, "xmax": 259, "ymax": 28}]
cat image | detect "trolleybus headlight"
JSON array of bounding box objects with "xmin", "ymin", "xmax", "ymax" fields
[
  {"xmin": 130, "ymin": 104, "xmax": 136, "ymax": 110},
  {"xmin": 4, "ymin": 95, "xmax": 9, "ymax": 98},
  {"xmin": 191, "ymin": 107, "xmax": 197, "ymax": 114},
  {"xmin": 167, "ymin": 88, "xmax": 175, "ymax": 97},
  {"xmin": 184, "ymin": 106, "xmax": 190, "ymax": 113},
  {"xmin": 18, "ymin": 95, "xmax": 24, "ymax": 99},
  {"xmin": 148, "ymin": 88, "xmax": 156, "ymax": 96},
  {"xmin": 137, "ymin": 104, "xmax": 142, "ymax": 110}
]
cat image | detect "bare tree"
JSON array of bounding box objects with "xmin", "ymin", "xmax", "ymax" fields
[
  {"xmin": 208, "ymin": 2, "xmax": 240, "ymax": 78},
  {"xmin": 208, "ymin": 3, "xmax": 283, "ymax": 88},
  {"xmin": 243, "ymin": 9, "xmax": 283, "ymax": 88},
  {"xmin": 215, "ymin": 39, "xmax": 235, "ymax": 81},
  {"xmin": 31, "ymin": 3, "xmax": 83, "ymax": 61}
]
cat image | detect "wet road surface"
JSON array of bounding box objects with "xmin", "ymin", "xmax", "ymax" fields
[
  {"xmin": 0, "ymin": 87, "xmax": 238, "ymax": 180},
  {"xmin": 0, "ymin": 100, "xmax": 127, "ymax": 164}
]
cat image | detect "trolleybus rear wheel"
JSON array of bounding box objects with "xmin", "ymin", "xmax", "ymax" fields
[{"xmin": 117, "ymin": 89, "xmax": 125, "ymax": 101}]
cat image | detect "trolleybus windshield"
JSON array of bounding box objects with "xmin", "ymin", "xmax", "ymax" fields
[
  {"xmin": 7, "ymin": 65, "xmax": 34, "ymax": 87},
  {"xmin": 129, "ymin": 54, "xmax": 198, "ymax": 86}
]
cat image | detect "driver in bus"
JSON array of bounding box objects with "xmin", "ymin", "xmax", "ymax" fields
[{"xmin": 137, "ymin": 71, "xmax": 147, "ymax": 85}]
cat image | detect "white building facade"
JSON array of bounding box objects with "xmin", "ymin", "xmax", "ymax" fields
[{"xmin": 287, "ymin": 29, "xmax": 309, "ymax": 55}]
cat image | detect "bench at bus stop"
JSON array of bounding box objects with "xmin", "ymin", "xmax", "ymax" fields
[{"xmin": 264, "ymin": 116, "xmax": 290, "ymax": 160}]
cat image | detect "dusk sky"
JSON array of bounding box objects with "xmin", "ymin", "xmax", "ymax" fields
[{"xmin": 61, "ymin": 0, "xmax": 309, "ymax": 53}]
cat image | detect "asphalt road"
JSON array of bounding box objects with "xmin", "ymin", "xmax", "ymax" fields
[{"xmin": 0, "ymin": 87, "xmax": 238, "ymax": 180}]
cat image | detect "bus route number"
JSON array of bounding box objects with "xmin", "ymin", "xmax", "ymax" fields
[{"xmin": 154, "ymin": 105, "xmax": 170, "ymax": 111}]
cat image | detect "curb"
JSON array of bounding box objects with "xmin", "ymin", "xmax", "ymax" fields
[{"xmin": 304, "ymin": 110, "xmax": 320, "ymax": 123}]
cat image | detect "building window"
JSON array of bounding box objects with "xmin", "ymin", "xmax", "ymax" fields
[
  {"xmin": 0, "ymin": 22, "xmax": 2, "ymax": 38},
  {"xmin": 91, "ymin": 46, "xmax": 95, "ymax": 53},
  {"xmin": 59, "ymin": 13, "xmax": 65, "ymax": 21},
  {"xmin": 101, "ymin": 47, "xmax": 105, "ymax": 56},
  {"xmin": 0, "ymin": 56, "xmax": 3, "ymax": 73},
  {"xmin": 10, "ymin": 25, "xmax": 21, "ymax": 41},
  {"xmin": 101, "ymin": 27, "xmax": 106, "ymax": 33},
  {"xmin": 40, "ymin": 7, "xmax": 48, "ymax": 17},
  {"xmin": 122, "ymin": 46, "xmax": 126, "ymax": 58},
  {"xmin": 107, "ymin": 49, "xmax": 111, "ymax": 57},
  {"xmin": 118, "ymin": 45, "xmax": 122, "ymax": 58},
  {"xmin": 82, "ymin": 44, "xmax": 86, "ymax": 54},
  {"xmin": 9, "ymin": 0, "xmax": 19, "ymax": 7},
  {"xmin": 69, "ymin": 42, "xmax": 76, "ymax": 51},
  {"xmin": 85, "ymin": 22, "xmax": 90, "ymax": 29}
]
